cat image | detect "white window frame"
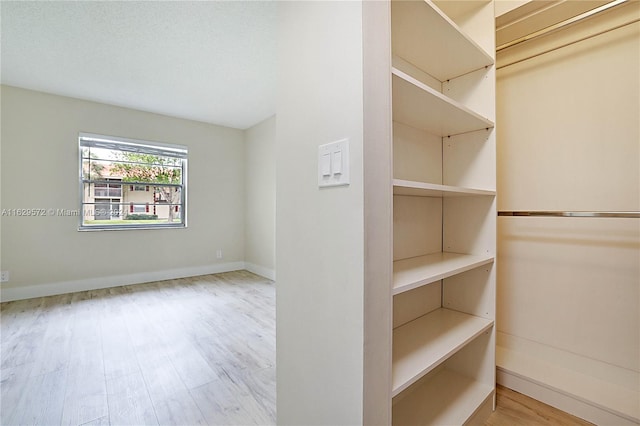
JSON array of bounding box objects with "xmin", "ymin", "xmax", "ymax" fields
[{"xmin": 79, "ymin": 133, "xmax": 188, "ymax": 231}]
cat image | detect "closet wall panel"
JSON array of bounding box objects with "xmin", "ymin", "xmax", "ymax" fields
[{"xmin": 496, "ymin": 3, "xmax": 639, "ymax": 423}]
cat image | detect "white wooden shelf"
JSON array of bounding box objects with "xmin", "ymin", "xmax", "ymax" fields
[
  {"xmin": 393, "ymin": 252, "xmax": 494, "ymax": 295},
  {"xmin": 391, "ymin": 0, "xmax": 494, "ymax": 82},
  {"xmin": 392, "ymin": 368, "xmax": 494, "ymax": 425},
  {"xmin": 392, "ymin": 308, "xmax": 493, "ymax": 397},
  {"xmin": 393, "ymin": 179, "xmax": 496, "ymax": 198},
  {"xmin": 392, "ymin": 68, "xmax": 494, "ymax": 137}
]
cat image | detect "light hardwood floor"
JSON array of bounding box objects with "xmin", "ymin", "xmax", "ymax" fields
[
  {"xmin": 1, "ymin": 271, "xmax": 276, "ymax": 426},
  {"xmin": 485, "ymin": 385, "xmax": 594, "ymax": 426}
]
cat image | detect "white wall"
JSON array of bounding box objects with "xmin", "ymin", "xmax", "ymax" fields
[
  {"xmin": 496, "ymin": 3, "xmax": 639, "ymax": 423},
  {"xmin": 244, "ymin": 115, "xmax": 276, "ymax": 280},
  {"xmin": 0, "ymin": 85, "xmax": 245, "ymax": 301},
  {"xmin": 276, "ymin": 2, "xmax": 365, "ymax": 424}
]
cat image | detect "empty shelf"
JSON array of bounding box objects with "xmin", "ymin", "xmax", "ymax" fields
[
  {"xmin": 392, "ymin": 368, "xmax": 494, "ymax": 425},
  {"xmin": 393, "ymin": 179, "xmax": 496, "ymax": 197},
  {"xmin": 393, "ymin": 252, "xmax": 494, "ymax": 295},
  {"xmin": 392, "ymin": 69, "xmax": 494, "ymax": 137},
  {"xmin": 392, "ymin": 0, "xmax": 494, "ymax": 81},
  {"xmin": 393, "ymin": 308, "xmax": 493, "ymax": 396}
]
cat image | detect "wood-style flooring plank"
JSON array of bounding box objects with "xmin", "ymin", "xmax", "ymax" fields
[
  {"xmin": 137, "ymin": 351, "xmax": 190, "ymax": 405},
  {"xmin": 0, "ymin": 297, "xmax": 45, "ymax": 350},
  {"xmin": 80, "ymin": 415, "xmax": 110, "ymax": 425},
  {"xmin": 165, "ymin": 338, "xmax": 222, "ymax": 390},
  {"xmin": 29, "ymin": 294, "xmax": 75, "ymax": 378},
  {"xmin": 191, "ymin": 376, "xmax": 267, "ymax": 426},
  {"xmin": 5, "ymin": 368, "xmax": 67, "ymax": 425},
  {"xmin": 100, "ymin": 312, "xmax": 141, "ymax": 382},
  {"xmin": 1, "ymin": 296, "xmax": 49, "ymax": 371},
  {"xmin": 61, "ymin": 346, "xmax": 107, "ymax": 426},
  {"xmin": 106, "ymin": 371, "xmax": 158, "ymax": 426},
  {"xmin": 232, "ymin": 366, "xmax": 277, "ymax": 424},
  {"xmin": 0, "ymin": 363, "xmax": 35, "ymax": 423},
  {"xmin": 153, "ymin": 389, "xmax": 208, "ymax": 426}
]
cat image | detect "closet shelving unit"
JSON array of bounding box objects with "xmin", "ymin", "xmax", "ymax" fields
[{"xmin": 390, "ymin": 0, "xmax": 497, "ymax": 424}]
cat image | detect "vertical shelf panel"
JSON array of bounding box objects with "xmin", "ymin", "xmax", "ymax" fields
[
  {"xmin": 393, "ymin": 121, "xmax": 442, "ymax": 184},
  {"xmin": 393, "ymin": 196, "xmax": 442, "ymax": 261},
  {"xmin": 443, "ymin": 129, "xmax": 496, "ymax": 190}
]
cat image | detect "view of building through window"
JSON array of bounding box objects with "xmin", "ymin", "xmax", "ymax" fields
[{"xmin": 79, "ymin": 133, "xmax": 187, "ymax": 230}]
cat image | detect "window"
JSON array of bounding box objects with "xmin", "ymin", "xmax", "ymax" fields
[
  {"xmin": 79, "ymin": 133, "xmax": 187, "ymax": 230},
  {"xmin": 94, "ymin": 179, "xmax": 123, "ymax": 197}
]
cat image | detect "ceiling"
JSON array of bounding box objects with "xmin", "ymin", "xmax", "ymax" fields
[{"xmin": 1, "ymin": 1, "xmax": 277, "ymax": 130}]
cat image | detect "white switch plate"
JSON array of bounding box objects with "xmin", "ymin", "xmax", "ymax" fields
[
  {"xmin": 1, "ymin": 271, "xmax": 9, "ymax": 283},
  {"xmin": 318, "ymin": 139, "xmax": 350, "ymax": 187}
]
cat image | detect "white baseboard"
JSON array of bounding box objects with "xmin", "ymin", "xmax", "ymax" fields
[
  {"xmin": 244, "ymin": 262, "xmax": 276, "ymax": 281},
  {"xmin": 0, "ymin": 261, "xmax": 246, "ymax": 302},
  {"xmin": 496, "ymin": 335, "xmax": 640, "ymax": 426},
  {"xmin": 497, "ymin": 367, "xmax": 639, "ymax": 426}
]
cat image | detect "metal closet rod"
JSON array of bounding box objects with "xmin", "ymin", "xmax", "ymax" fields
[
  {"xmin": 496, "ymin": 0, "xmax": 639, "ymax": 70},
  {"xmin": 496, "ymin": 0, "xmax": 629, "ymax": 52},
  {"xmin": 498, "ymin": 211, "xmax": 640, "ymax": 218},
  {"xmin": 497, "ymin": 18, "xmax": 639, "ymax": 70}
]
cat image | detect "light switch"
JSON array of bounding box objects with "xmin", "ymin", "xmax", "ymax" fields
[
  {"xmin": 332, "ymin": 150, "xmax": 342, "ymax": 175},
  {"xmin": 321, "ymin": 153, "xmax": 331, "ymax": 176},
  {"xmin": 318, "ymin": 139, "xmax": 349, "ymax": 187}
]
